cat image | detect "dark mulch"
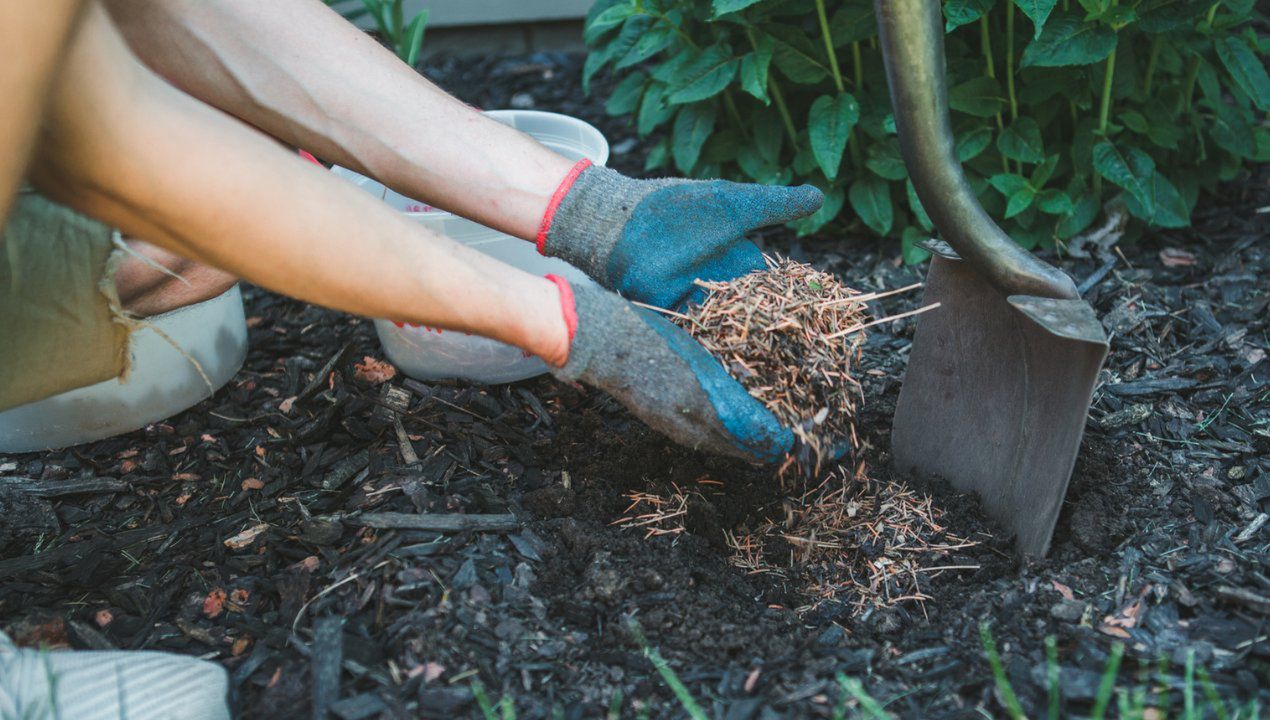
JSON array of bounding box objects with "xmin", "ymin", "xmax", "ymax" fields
[{"xmin": 1, "ymin": 52, "xmax": 1266, "ymax": 719}]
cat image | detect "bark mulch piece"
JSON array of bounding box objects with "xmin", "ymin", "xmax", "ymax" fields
[{"xmin": 1, "ymin": 53, "xmax": 1266, "ymax": 719}]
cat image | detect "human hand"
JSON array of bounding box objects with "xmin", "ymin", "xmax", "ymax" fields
[
  {"xmin": 537, "ymin": 162, "xmax": 823, "ymax": 310},
  {"xmin": 545, "ymin": 274, "xmax": 793, "ymax": 462}
]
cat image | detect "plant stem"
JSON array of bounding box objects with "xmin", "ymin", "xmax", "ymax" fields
[
  {"xmin": 769, "ymin": 76, "xmax": 800, "ymax": 150},
  {"xmin": 1006, "ymin": 0, "xmax": 1018, "ymax": 122},
  {"xmin": 1182, "ymin": 55, "xmax": 1200, "ymax": 113},
  {"xmin": 980, "ymin": 15, "xmax": 1008, "ymax": 172},
  {"xmin": 1093, "ymin": 35, "xmax": 1118, "ymax": 197},
  {"xmin": 745, "ymin": 26, "xmax": 800, "ymax": 151},
  {"xmin": 849, "ymin": 42, "xmax": 865, "ymax": 167},
  {"xmin": 723, "ymin": 90, "xmax": 746, "ymax": 138},
  {"xmin": 851, "ymin": 42, "xmax": 865, "ymax": 91},
  {"xmin": 1143, "ymin": 35, "xmax": 1162, "ymax": 96},
  {"xmin": 814, "ymin": 0, "xmax": 845, "ymax": 94}
]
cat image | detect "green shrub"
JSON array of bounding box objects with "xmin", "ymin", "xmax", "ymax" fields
[{"xmin": 584, "ymin": 0, "xmax": 1268, "ymax": 259}]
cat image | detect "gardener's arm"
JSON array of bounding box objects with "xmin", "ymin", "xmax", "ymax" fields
[
  {"xmin": 102, "ymin": 0, "xmax": 573, "ymax": 240},
  {"xmin": 31, "ymin": 3, "xmax": 570, "ymax": 365},
  {"xmin": 101, "ymin": 0, "xmax": 824, "ymax": 311},
  {"xmin": 0, "ymin": 0, "xmax": 87, "ymax": 225}
]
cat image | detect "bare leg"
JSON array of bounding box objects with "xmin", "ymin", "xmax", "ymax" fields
[
  {"xmin": 115, "ymin": 239, "xmax": 237, "ymax": 317},
  {"xmin": 0, "ymin": 1, "xmax": 86, "ymax": 224},
  {"xmin": 105, "ymin": 0, "xmax": 575, "ymax": 241}
]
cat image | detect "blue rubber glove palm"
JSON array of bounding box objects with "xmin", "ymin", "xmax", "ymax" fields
[
  {"xmin": 547, "ymin": 275, "xmax": 793, "ymax": 463},
  {"xmin": 538, "ymin": 162, "xmax": 823, "ymax": 309}
]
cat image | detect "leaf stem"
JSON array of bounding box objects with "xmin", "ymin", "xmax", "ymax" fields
[
  {"xmin": 769, "ymin": 75, "xmax": 801, "ymax": 151},
  {"xmin": 980, "ymin": 15, "xmax": 1008, "ymax": 172},
  {"xmin": 1006, "ymin": 0, "xmax": 1020, "ymax": 173},
  {"xmin": 1143, "ymin": 35, "xmax": 1162, "ymax": 96},
  {"xmin": 1094, "ymin": 39, "xmax": 1118, "ymax": 197},
  {"xmin": 849, "ymin": 42, "xmax": 865, "ymax": 167},
  {"xmin": 744, "ymin": 27, "xmax": 800, "ymax": 151},
  {"xmin": 814, "ymin": 0, "xmax": 846, "ymax": 94},
  {"xmin": 1182, "ymin": 55, "xmax": 1200, "ymax": 114}
]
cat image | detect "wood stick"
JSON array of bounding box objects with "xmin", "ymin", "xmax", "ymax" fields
[{"xmin": 351, "ymin": 512, "xmax": 519, "ymax": 533}]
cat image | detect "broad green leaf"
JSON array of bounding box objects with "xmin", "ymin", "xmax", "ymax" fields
[
  {"xmin": 606, "ymin": 71, "xmax": 647, "ymax": 116},
  {"xmin": 637, "ymin": 83, "xmax": 676, "ymax": 136},
  {"xmin": 808, "ymin": 94, "xmax": 860, "ymax": 180},
  {"xmin": 829, "ymin": 0, "xmax": 877, "ymax": 45},
  {"xmin": 1100, "ymin": 5, "xmax": 1137, "ymax": 29},
  {"xmin": 906, "ymin": 179, "xmax": 934, "ymax": 232},
  {"xmin": 948, "ymin": 76, "xmax": 1005, "ymax": 117},
  {"xmin": 1036, "ymin": 188, "xmax": 1075, "ymax": 215},
  {"xmin": 793, "ymin": 187, "xmax": 846, "ymax": 236},
  {"xmin": 713, "ymin": 0, "xmax": 765, "ymax": 15},
  {"xmin": 737, "ymin": 146, "xmax": 788, "ymax": 185},
  {"xmin": 668, "ymin": 45, "xmax": 739, "ymax": 104},
  {"xmin": 1020, "ymin": 14, "xmax": 1116, "ymax": 67},
  {"xmin": 956, "ymin": 127, "xmax": 994, "ymax": 161},
  {"xmin": 865, "ymin": 139, "xmax": 908, "ymax": 180},
  {"xmin": 1005, "ymin": 187, "xmax": 1037, "ymax": 218},
  {"xmin": 944, "ymin": 0, "xmax": 996, "ymax": 31},
  {"xmin": 849, "ymin": 175, "xmax": 893, "ymax": 235},
  {"xmin": 1012, "ymin": 225, "xmax": 1050, "ymax": 249},
  {"xmin": 1136, "ymin": 0, "xmax": 1208, "ymax": 33},
  {"xmin": 1119, "ymin": 111, "xmax": 1148, "ymax": 134},
  {"xmin": 616, "ymin": 22, "xmax": 674, "ymax": 69},
  {"xmin": 988, "ymin": 173, "xmax": 1031, "ymax": 198},
  {"xmin": 1124, "ymin": 170, "xmax": 1190, "ymax": 227},
  {"xmin": 584, "ymin": 2, "xmax": 636, "ymax": 44},
  {"xmin": 901, "ymin": 227, "xmax": 933, "ymax": 265},
  {"xmin": 1146, "ymin": 120, "xmax": 1184, "ymax": 150},
  {"xmin": 1215, "ymin": 37, "xmax": 1270, "ymax": 111},
  {"xmin": 1208, "ymin": 100, "xmax": 1256, "ymax": 159},
  {"xmin": 997, "ymin": 117, "xmax": 1046, "ymax": 163},
  {"xmin": 582, "ymin": 47, "xmax": 615, "ymax": 94},
  {"xmin": 1056, "ymin": 191, "xmax": 1099, "ymax": 238},
  {"xmin": 739, "ymin": 35, "xmax": 776, "ymax": 104},
  {"xmin": 754, "ymin": 108, "xmax": 784, "ymax": 164},
  {"xmin": 644, "ymin": 137, "xmax": 670, "ymax": 171},
  {"xmin": 651, "ymin": 47, "xmax": 693, "ymax": 83},
  {"xmin": 768, "ymin": 26, "xmax": 829, "ymax": 84},
  {"xmin": 702, "ymin": 130, "xmax": 743, "ymax": 163},
  {"xmin": 672, "ymin": 103, "xmax": 717, "ymax": 173},
  {"xmin": 1092, "ymin": 140, "xmax": 1152, "ymax": 214},
  {"xmin": 1014, "ymin": 0, "xmax": 1059, "ymax": 39},
  {"xmin": 1031, "ymin": 155, "xmax": 1060, "ymax": 187}
]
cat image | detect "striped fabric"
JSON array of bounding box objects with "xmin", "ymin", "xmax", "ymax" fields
[{"xmin": 0, "ymin": 632, "xmax": 230, "ymax": 720}]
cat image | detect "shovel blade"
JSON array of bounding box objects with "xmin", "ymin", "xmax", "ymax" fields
[{"xmin": 892, "ymin": 252, "xmax": 1108, "ymax": 556}]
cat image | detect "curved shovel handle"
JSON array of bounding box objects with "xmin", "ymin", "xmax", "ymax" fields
[{"xmin": 874, "ymin": 0, "xmax": 1079, "ymax": 300}]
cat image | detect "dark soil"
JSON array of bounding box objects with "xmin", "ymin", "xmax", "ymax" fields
[{"xmin": 1, "ymin": 52, "xmax": 1266, "ymax": 719}]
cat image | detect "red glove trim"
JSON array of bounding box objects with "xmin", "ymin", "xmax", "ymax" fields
[
  {"xmin": 544, "ymin": 273, "xmax": 578, "ymax": 345},
  {"xmin": 298, "ymin": 149, "xmax": 322, "ymax": 165},
  {"xmin": 536, "ymin": 158, "xmax": 592, "ymax": 255}
]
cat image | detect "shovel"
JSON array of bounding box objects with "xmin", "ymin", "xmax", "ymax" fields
[{"xmin": 874, "ymin": 0, "xmax": 1109, "ymax": 556}]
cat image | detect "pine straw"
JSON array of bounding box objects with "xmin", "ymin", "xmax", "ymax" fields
[
  {"xmin": 611, "ymin": 468, "xmax": 980, "ymax": 618},
  {"xmin": 675, "ymin": 256, "xmax": 870, "ymax": 473},
  {"xmin": 727, "ymin": 462, "xmax": 980, "ymax": 618}
]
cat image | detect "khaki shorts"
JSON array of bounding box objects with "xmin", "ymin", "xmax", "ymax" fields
[{"xmin": 0, "ymin": 189, "xmax": 132, "ymax": 411}]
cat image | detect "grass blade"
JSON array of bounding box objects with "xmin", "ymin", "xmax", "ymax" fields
[
  {"xmin": 979, "ymin": 622, "xmax": 1027, "ymax": 720},
  {"xmin": 1091, "ymin": 642, "xmax": 1124, "ymax": 720},
  {"xmin": 1044, "ymin": 635, "xmax": 1060, "ymax": 720},
  {"xmin": 627, "ymin": 619, "xmax": 708, "ymax": 720},
  {"xmin": 836, "ymin": 672, "xmax": 893, "ymax": 719}
]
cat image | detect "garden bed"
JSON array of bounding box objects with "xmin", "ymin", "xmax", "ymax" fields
[{"xmin": 0, "ymin": 53, "xmax": 1266, "ymax": 718}]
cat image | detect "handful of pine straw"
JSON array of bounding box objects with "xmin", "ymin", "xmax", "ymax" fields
[{"xmin": 674, "ymin": 256, "xmax": 879, "ymax": 472}]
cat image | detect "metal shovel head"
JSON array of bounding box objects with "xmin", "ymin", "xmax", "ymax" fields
[{"xmin": 892, "ymin": 248, "xmax": 1109, "ymax": 556}]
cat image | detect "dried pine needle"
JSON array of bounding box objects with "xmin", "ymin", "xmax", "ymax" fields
[{"xmin": 676, "ymin": 256, "xmax": 869, "ymax": 471}]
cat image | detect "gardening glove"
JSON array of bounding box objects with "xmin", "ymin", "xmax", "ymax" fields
[
  {"xmin": 545, "ymin": 275, "xmax": 794, "ymax": 463},
  {"xmin": 536, "ymin": 160, "xmax": 824, "ymax": 310}
]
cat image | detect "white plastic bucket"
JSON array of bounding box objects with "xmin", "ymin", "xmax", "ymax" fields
[
  {"xmin": 333, "ymin": 110, "xmax": 609, "ymax": 384},
  {"xmin": 0, "ymin": 285, "xmax": 248, "ymax": 453}
]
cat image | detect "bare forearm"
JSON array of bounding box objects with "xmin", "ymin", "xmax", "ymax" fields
[
  {"xmin": 32, "ymin": 4, "xmax": 568, "ymax": 365},
  {"xmin": 103, "ymin": 0, "xmax": 573, "ymax": 239},
  {"xmin": 0, "ymin": 0, "xmax": 86, "ymax": 224}
]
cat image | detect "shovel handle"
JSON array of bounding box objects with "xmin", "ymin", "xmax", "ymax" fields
[{"xmin": 874, "ymin": 0, "xmax": 1079, "ymax": 300}]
